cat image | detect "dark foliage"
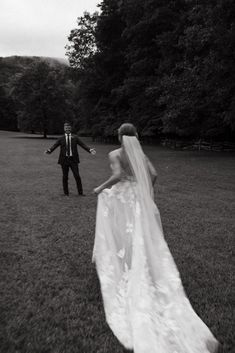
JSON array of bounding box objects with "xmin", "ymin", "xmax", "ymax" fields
[
  {"xmin": 1, "ymin": 1, "xmax": 235, "ymax": 142},
  {"xmin": 0, "ymin": 56, "xmax": 75, "ymax": 137},
  {"xmin": 65, "ymin": 0, "xmax": 235, "ymax": 142},
  {"xmin": 0, "ymin": 87, "xmax": 18, "ymax": 131}
]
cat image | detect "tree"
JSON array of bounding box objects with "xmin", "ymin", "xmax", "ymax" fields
[
  {"xmin": 65, "ymin": 12, "xmax": 98, "ymax": 69},
  {"xmin": 0, "ymin": 86, "xmax": 18, "ymax": 131},
  {"xmin": 14, "ymin": 61, "xmax": 76, "ymax": 138},
  {"xmin": 66, "ymin": 3, "xmax": 128, "ymax": 139},
  {"xmin": 65, "ymin": 0, "xmax": 235, "ymax": 142},
  {"xmin": 157, "ymin": 0, "xmax": 235, "ymax": 139}
]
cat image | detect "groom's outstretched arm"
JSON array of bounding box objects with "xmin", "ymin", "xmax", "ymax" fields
[
  {"xmin": 76, "ymin": 136, "xmax": 96, "ymax": 154},
  {"xmin": 45, "ymin": 138, "xmax": 61, "ymax": 154}
]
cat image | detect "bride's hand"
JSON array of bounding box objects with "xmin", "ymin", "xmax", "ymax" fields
[{"xmin": 93, "ymin": 187, "xmax": 102, "ymax": 195}]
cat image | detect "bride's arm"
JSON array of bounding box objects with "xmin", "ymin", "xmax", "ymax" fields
[
  {"xmin": 93, "ymin": 152, "xmax": 122, "ymax": 194},
  {"xmin": 146, "ymin": 156, "xmax": 157, "ymax": 186}
]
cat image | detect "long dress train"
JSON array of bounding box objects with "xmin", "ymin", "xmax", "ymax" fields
[{"xmin": 93, "ymin": 137, "xmax": 218, "ymax": 353}]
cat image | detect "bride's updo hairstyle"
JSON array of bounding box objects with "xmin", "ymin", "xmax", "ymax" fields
[{"xmin": 118, "ymin": 123, "xmax": 137, "ymax": 140}]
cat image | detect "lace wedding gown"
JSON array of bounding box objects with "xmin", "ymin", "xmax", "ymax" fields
[{"xmin": 93, "ymin": 137, "xmax": 218, "ymax": 353}]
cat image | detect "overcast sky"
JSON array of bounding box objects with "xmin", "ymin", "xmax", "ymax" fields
[{"xmin": 0, "ymin": 0, "xmax": 100, "ymax": 59}]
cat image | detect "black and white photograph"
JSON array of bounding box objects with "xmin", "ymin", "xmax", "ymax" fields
[{"xmin": 0, "ymin": 0, "xmax": 234, "ymax": 352}]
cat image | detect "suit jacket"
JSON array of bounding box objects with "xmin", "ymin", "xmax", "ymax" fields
[{"xmin": 49, "ymin": 134, "xmax": 91, "ymax": 164}]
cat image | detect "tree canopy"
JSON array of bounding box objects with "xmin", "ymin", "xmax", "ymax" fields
[
  {"xmin": 0, "ymin": 57, "xmax": 75, "ymax": 137},
  {"xmin": 14, "ymin": 61, "xmax": 76, "ymax": 138},
  {"xmin": 66, "ymin": 0, "xmax": 235, "ymax": 142},
  {"xmin": 1, "ymin": 1, "xmax": 235, "ymax": 143}
]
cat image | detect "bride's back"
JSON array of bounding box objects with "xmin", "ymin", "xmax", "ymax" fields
[{"xmin": 111, "ymin": 147, "xmax": 134, "ymax": 178}]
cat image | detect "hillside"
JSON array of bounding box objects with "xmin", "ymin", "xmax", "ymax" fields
[{"xmin": 0, "ymin": 55, "xmax": 68, "ymax": 93}]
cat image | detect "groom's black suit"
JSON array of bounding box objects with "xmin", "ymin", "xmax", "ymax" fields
[{"xmin": 48, "ymin": 134, "xmax": 92, "ymax": 195}]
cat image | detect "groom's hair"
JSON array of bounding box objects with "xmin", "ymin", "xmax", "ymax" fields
[
  {"xmin": 118, "ymin": 123, "xmax": 137, "ymax": 137},
  {"xmin": 64, "ymin": 121, "xmax": 72, "ymax": 126}
]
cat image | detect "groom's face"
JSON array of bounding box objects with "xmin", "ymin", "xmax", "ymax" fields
[{"xmin": 64, "ymin": 124, "xmax": 72, "ymax": 134}]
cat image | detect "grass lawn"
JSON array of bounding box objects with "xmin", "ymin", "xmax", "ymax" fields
[{"xmin": 0, "ymin": 131, "xmax": 234, "ymax": 353}]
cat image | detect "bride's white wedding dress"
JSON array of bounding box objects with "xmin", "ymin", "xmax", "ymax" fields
[{"xmin": 93, "ymin": 136, "xmax": 218, "ymax": 353}]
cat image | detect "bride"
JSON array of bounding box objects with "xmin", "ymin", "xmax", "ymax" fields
[{"xmin": 93, "ymin": 123, "xmax": 219, "ymax": 353}]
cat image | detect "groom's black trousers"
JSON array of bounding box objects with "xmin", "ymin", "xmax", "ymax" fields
[{"xmin": 61, "ymin": 158, "xmax": 83, "ymax": 195}]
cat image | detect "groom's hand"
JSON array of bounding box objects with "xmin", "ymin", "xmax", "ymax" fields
[
  {"xmin": 44, "ymin": 149, "xmax": 51, "ymax": 154},
  {"xmin": 90, "ymin": 148, "xmax": 96, "ymax": 155}
]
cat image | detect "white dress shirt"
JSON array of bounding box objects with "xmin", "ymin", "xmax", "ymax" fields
[{"xmin": 65, "ymin": 133, "xmax": 72, "ymax": 157}]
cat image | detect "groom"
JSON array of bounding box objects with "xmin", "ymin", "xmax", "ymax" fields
[{"xmin": 45, "ymin": 121, "xmax": 96, "ymax": 196}]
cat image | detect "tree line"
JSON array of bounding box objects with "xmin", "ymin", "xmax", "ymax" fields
[
  {"xmin": 0, "ymin": 0, "xmax": 235, "ymax": 143},
  {"xmin": 66, "ymin": 0, "xmax": 235, "ymax": 142},
  {"xmin": 0, "ymin": 56, "xmax": 76, "ymax": 138}
]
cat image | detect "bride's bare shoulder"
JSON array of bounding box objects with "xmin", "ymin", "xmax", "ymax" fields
[{"xmin": 109, "ymin": 148, "xmax": 122, "ymax": 159}]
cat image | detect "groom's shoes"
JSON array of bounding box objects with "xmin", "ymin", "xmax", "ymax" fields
[{"xmin": 78, "ymin": 193, "xmax": 86, "ymax": 197}]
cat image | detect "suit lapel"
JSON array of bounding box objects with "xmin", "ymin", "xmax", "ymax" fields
[{"xmin": 70, "ymin": 134, "xmax": 74, "ymax": 148}]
